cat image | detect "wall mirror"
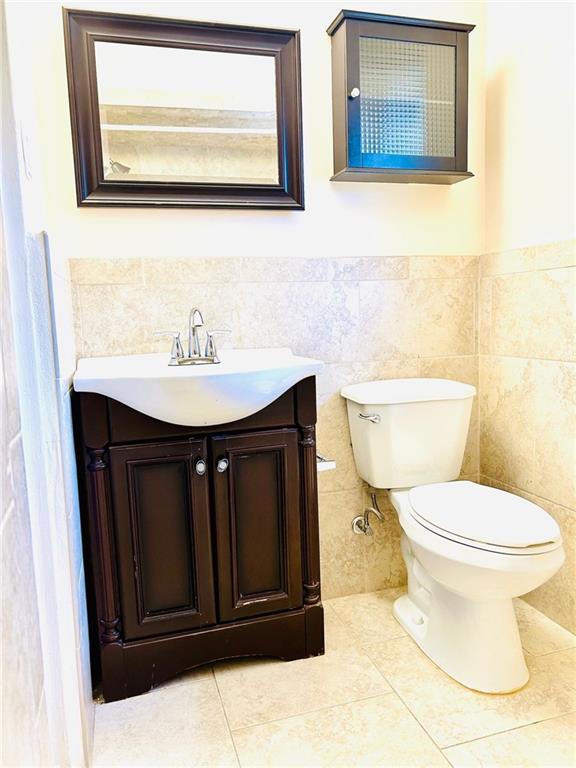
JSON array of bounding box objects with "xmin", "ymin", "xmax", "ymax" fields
[{"xmin": 64, "ymin": 10, "xmax": 304, "ymax": 208}]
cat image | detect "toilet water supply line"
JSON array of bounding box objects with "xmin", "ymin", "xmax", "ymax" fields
[{"xmin": 352, "ymin": 492, "xmax": 385, "ymax": 535}]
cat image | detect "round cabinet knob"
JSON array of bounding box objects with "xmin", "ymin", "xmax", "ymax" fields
[
  {"xmin": 216, "ymin": 458, "xmax": 229, "ymax": 473},
  {"xmin": 349, "ymin": 87, "xmax": 360, "ymax": 99},
  {"xmin": 195, "ymin": 459, "xmax": 207, "ymax": 476}
]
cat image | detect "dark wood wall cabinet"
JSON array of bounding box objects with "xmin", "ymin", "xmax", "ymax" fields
[
  {"xmin": 327, "ymin": 10, "xmax": 474, "ymax": 184},
  {"xmin": 74, "ymin": 378, "xmax": 323, "ymax": 702}
]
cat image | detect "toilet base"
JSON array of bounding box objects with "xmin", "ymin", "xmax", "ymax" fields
[{"xmin": 393, "ymin": 590, "xmax": 529, "ymax": 693}]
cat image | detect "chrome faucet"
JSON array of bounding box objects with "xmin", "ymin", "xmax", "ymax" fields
[
  {"xmin": 155, "ymin": 308, "xmax": 230, "ymax": 366},
  {"xmin": 188, "ymin": 308, "xmax": 204, "ymax": 358}
]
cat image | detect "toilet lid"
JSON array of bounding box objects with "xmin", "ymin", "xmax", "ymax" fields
[{"xmin": 408, "ymin": 482, "xmax": 560, "ymax": 549}]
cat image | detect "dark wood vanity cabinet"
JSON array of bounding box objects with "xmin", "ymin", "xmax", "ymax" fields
[
  {"xmin": 74, "ymin": 378, "xmax": 323, "ymax": 702},
  {"xmin": 327, "ymin": 10, "xmax": 474, "ymax": 184}
]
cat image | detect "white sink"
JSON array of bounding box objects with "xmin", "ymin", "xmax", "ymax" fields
[{"xmin": 73, "ymin": 348, "xmax": 324, "ymax": 427}]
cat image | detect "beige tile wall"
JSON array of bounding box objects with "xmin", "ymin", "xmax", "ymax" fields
[
  {"xmin": 478, "ymin": 240, "xmax": 576, "ymax": 632},
  {"xmin": 70, "ymin": 243, "xmax": 575, "ymax": 628},
  {"xmin": 70, "ymin": 254, "xmax": 479, "ymax": 600}
]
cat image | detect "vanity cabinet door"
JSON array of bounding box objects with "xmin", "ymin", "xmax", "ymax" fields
[
  {"xmin": 109, "ymin": 439, "xmax": 216, "ymax": 640},
  {"xmin": 212, "ymin": 430, "xmax": 303, "ymax": 622}
]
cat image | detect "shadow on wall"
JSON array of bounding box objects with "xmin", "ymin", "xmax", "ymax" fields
[{"xmin": 484, "ymin": 64, "xmax": 508, "ymax": 243}]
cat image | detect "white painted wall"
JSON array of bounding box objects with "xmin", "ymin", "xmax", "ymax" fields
[
  {"xmin": 5, "ymin": 0, "xmax": 485, "ymax": 262},
  {"xmin": 485, "ymin": 0, "xmax": 575, "ymax": 252}
]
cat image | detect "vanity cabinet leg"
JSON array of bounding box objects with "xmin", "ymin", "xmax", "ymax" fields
[
  {"xmin": 305, "ymin": 603, "xmax": 325, "ymax": 656},
  {"xmin": 299, "ymin": 425, "xmax": 322, "ymax": 606},
  {"xmin": 87, "ymin": 447, "xmax": 127, "ymax": 701},
  {"xmin": 299, "ymin": 424, "xmax": 325, "ymax": 656}
]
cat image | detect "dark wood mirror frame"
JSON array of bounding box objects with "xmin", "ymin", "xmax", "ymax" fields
[{"xmin": 63, "ymin": 9, "xmax": 304, "ymax": 209}]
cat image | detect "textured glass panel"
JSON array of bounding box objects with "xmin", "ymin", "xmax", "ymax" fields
[{"xmin": 359, "ymin": 37, "xmax": 455, "ymax": 157}]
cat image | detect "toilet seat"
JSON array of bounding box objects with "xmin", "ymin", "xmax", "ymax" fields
[{"xmin": 407, "ymin": 481, "xmax": 562, "ymax": 556}]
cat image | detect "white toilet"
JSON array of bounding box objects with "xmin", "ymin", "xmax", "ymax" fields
[{"xmin": 341, "ymin": 378, "xmax": 564, "ymax": 693}]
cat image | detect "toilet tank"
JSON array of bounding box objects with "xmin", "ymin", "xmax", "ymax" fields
[{"xmin": 341, "ymin": 378, "xmax": 475, "ymax": 489}]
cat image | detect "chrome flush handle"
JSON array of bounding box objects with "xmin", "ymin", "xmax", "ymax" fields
[{"xmin": 358, "ymin": 413, "xmax": 381, "ymax": 424}]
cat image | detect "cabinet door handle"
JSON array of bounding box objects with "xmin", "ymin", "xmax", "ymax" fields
[
  {"xmin": 216, "ymin": 458, "xmax": 229, "ymax": 473},
  {"xmin": 195, "ymin": 459, "xmax": 207, "ymax": 476},
  {"xmin": 349, "ymin": 87, "xmax": 360, "ymax": 99}
]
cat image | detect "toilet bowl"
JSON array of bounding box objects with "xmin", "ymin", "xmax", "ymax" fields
[
  {"xmin": 390, "ymin": 481, "xmax": 563, "ymax": 693},
  {"xmin": 341, "ymin": 378, "xmax": 565, "ymax": 693}
]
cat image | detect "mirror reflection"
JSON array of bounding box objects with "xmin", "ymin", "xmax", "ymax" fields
[{"xmin": 94, "ymin": 42, "xmax": 279, "ymax": 185}]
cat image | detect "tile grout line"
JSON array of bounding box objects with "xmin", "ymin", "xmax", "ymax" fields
[
  {"xmin": 227, "ymin": 690, "xmax": 398, "ymax": 735},
  {"xmin": 440, "ymin": 710, "xmax": 576, "ymax": 752},
  {"xmin": 382, "ymin": 662, "xmax": 576, "ymax": 754},
  {"xmin": 359, "ymin": 647, "xmax": 453, "ymax": 760},
  {"xmin": 528, "ymin": 644, "xmax": 576, "ymax": 658},
  {"xmin": 325, "ymin": 601, "xmax": 430, "ymax": 729},
  {"xmin": 211, "ymin": 665, "xmax": 243, "ymax": 768},
  {"xmin": 477, "ymin": 473, "xmax": 575, "ymax": 514},
  {"xmin": 216, "ymin": 602, "xmax": 403, "ymax": 737}
]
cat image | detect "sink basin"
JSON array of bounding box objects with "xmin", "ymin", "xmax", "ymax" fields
[{"xmin": 73, "ymin": 348, "xmax": 324, "ymax": 426}]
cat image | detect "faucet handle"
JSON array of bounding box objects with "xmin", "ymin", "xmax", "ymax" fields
[
  {"xmin": 205, "ymin": 329, "xmax": 231, "ymax": 362},
  {"xmin": 154, "ymin": 331, "xmax": 184, "ymax": 365}
]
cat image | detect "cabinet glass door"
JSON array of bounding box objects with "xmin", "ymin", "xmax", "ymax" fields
[
  {"xmin": 360, "ymin": 37, "xmax": 455, "ymax": 160},
  {"xmin": 347, "ymin": 22, "xmax": 463, "ymax": 171}
]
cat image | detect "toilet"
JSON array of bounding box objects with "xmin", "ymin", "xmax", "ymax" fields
[{"xmin": 341, "ymin": 378, "xmax": 564, "ymax": 694}]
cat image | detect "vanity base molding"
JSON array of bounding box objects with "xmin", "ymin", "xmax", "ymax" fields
[
  {"xmin": 101, "ymin": 605, "xmax": 323, "ymax": 702},
  {"xmin": 74, "ymin": 377, "xmax": 324, "ymax": 702}
]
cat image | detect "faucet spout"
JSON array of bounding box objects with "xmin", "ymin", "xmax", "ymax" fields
[{"xmin": 188, "ymin": 308, "xmax": 204, "ymax": 358}]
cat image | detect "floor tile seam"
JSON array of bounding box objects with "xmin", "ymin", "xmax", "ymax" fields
[
  {"xmin": 351, "ymin": 642, "xmax": 405, "ymax": 688},
  {"xmin": 354, "ymin": 639, "xmax": 569, "ymax": 751},
  {"xmin": 327, "ymin": 615, "xmax": 408, "ymax": 653},
  {"xmin": 321, "ymin": 602, "xmax": 355, "ymax": 635},
  {"xmin": 314, "ymin": 601, "xmax": 404, "ymax": 671},
  {"xmin": 523, "ymin": 643, "xmax": 576, "ymax": 658},
  {"xmin": 362, "ymin": 664, "xmax": 449, "ymax": 752},
  {"xmin": 356, "ymin": 628, "xmax": 408, "ymax": 649},
  {"xmin": 439, "ymin": 710, "xmax": 576, "ymax": 751},
  {"xmin": 227, "ymin": 689, "xmax": 398, "ymax": 734},
  {"xmin": 437, "ymin": 704, "xmax": 576, "ymax": 752},
  {"xmin": 326, "ymin": 588, "xmax": 393, "ymax": 605},
  {"xmin": 367, "ymin": 673, "xmax": 452, "ymax": 765},
  {"xmin": 541, "ymin": 643, "xmax": 576, "ymax": 655},
  {"xmin": 211, "ymin": 666, "xmax": 242, "ymax": 768}
]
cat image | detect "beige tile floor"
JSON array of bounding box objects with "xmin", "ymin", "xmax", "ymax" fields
[{"xmin": 92, "ymin": 592, "xmax": 576, "ymax": 767}]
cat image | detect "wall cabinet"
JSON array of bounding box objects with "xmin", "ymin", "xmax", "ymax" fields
[
  {"xmin": 74, "ymin": 379, "xmax": 323, "ymax": 702},
  {"xmin": 327, "ymin": 10, "xmax": 474, "ymax": 184}
]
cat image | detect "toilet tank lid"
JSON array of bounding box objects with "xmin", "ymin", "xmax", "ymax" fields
[
  {"xmin": 409, "ymin": 482, "xmax": 561, "ymax": 548},
  {"xmin": 340, "ymin": 378, "xmax": 476, "ymax": 406}
]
